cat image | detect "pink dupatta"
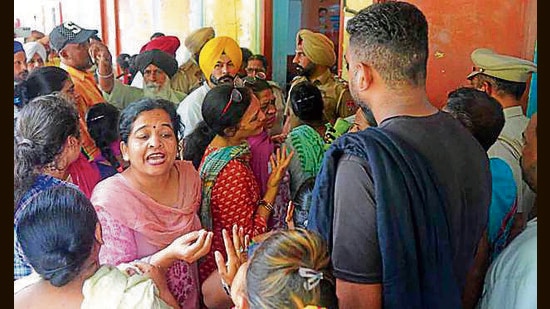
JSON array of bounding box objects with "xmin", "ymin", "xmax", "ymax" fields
[
  {"xmin": 247, "ymin": 130, "xmax": 274, "ymax": 195},
  {"xmin": 91, "ymin": 160, "xmax": 202, "ymax": 248}
]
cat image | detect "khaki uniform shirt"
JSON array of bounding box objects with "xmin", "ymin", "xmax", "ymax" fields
[
  {"xmin": 487, "ymin": 106, "xmax": 536, "ymax": 215},
  {"xmin": 171, "ymin": 59, "xmax": 204, "ymax": 95},
  {"xmin": 285, "ymin": 69, "xmax": 357, "ymax": 129}
]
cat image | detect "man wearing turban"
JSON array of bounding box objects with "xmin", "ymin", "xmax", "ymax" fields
[
  {"xmin": 171, "ymin": 27, "xmax": 215, "ymax": 95},
  {"xmin": 24, "ymin": 42, "xmax": 47, "ymax": 73},
  {"xmin": 130, "ymin": 35, "xmax": 181, "ymax": 89},
  {"xmin": 283, "ymin": 29, "xmax": 357, "ymax": 133},
  {"xmin": 177, "ymin": 36, "xmax": 242, "ymax": 138},
  {"xmin": 14, "ymin": 41, "xmax": 28, "ymax": 82},
  {"xmin": 14, "ymin": 40, "xmax": 28, "ymax": 121},
  {"xmin": 139, "ymin": 35, "xmax": 181, "ymax": 57},
  {"xmin": 93, "ymin": 41, "xmax": 186, "ymax": 110}
]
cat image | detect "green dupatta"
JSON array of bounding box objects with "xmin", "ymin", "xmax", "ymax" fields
[
  {"xmin": 288, "ymin": 125, "xmax": 325, "ymax": 178},
  {"xmin": 199, "ymin": 143, "xmax": 250, "ymax": 230}
]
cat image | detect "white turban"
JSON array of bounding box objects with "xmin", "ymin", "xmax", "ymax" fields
[{"xmin": 24, "ymin": 42, "xmax": 47, "ymax": 63}]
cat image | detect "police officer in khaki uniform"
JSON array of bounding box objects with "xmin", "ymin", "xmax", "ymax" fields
[
  {"xmin": 171, "ymin": 27, "xmax": 215, "ymax": 95},
  {"xmin": 467, "ymin": 47, "xmax": 537, "ymax": 234},
  {"xmin": 283, "ymin": 29, "xmax": 357, "ymax": 133}
]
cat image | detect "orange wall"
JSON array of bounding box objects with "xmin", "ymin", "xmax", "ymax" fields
[{"xmin": 409, "ymin": 0, "xmax": 537, "ymax": 108}]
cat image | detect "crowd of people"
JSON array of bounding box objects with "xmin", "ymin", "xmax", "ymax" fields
[{"xmin": 14, "ymin": 1, "xmax": 537, "ymax": 308}]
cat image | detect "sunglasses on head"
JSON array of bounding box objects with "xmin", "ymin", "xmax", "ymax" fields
[{"xmin": 221, "ymin": 81, "xmax": 244, "ymax": 114}]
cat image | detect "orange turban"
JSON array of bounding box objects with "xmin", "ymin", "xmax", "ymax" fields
[
  {"xmin": 199, "ymin": 36, "xmax": 242, "ymax": 80},
  {"xmin": 296, "ymin": 29, "xmax": 336, "ymax": 67}
]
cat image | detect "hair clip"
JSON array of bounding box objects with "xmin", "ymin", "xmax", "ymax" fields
[
  {"xmin": 88, "ymin": 115, "xmax": 105, "ymax": 122},
  {"xmin": 298, "ymin": 267, "xmax": 324, "ymax": 291},
  {"xmin": 294, "ymin": 95, "xmax": 316, "ymax": 104}
]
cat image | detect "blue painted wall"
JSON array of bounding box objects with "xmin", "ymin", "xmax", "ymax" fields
[
  {"xmin": 272, "ymin": 0, "xmax": 302, "ymax": 90},
  {"xmin": 527, "ymin": 42, "xmax": 537, "ymax": 118}
]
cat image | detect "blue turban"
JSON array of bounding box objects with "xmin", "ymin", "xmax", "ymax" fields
[{"xmin": 14, "ymin": 41, "xmax": 24, "ymax": 54}]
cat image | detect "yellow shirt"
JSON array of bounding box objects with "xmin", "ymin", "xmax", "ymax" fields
[
  {"xmin": 44, "ymin": 57, "xmax": 61, "ymax": 67},
  {"xmin": 62, "ymin": 64, "xmax": 104, "ymax": 159}
]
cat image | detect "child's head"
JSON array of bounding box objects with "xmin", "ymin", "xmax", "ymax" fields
[
  {"xmin": 246, "ymin": 229, "xmax": 337, "ymax": 308},
  {"xmin": 289, "ymin": 81, "xmax": 324, "ymax": 124},
  {"xmin": 85, "ymin": 102, "xmax": 121, "ymax": 168}
]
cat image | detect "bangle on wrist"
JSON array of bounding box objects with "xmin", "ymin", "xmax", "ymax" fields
[
  {"xmin": 258, "ymin": 199, "xmax": 274, "ymax": 212},
  {"xmin": 96, "ymin": 69, "xmax": 113, "ymax": 79}
]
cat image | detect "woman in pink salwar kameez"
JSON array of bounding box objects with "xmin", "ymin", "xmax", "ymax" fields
[{"xmin": 91, "ymin": 98, "xmax": 212, "ymax": 309}]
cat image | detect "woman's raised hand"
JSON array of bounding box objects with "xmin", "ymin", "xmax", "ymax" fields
[
  {"xmin": 267, "ymin": 145, "xmax": 294, "ymax": 189},
  {"xmin": 285, "ymin": 201, "xmax": 296, "ymax": 230},
  {"xmin": 214, "ymin": 225, "xmax": 250, "ymax": 288}
]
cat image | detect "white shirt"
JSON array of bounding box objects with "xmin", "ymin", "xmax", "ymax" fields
[
  {"xmin": 176, "ymin": 82, "xmax": 211, "ymax": 138},
  {"xmin": 477, "ymin": 218, "xmax": 537, "ymax": 309},
  {"xmin": 130, "ymin": 71, "xmax": 143, "ymax": 88}
]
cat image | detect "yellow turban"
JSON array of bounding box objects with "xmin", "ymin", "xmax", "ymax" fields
[
  {"xmin": 296, "ymin": 29, "xmax": 336, "ymax": 67},
  {"xmin": 199, "ymin": 36, "xmax": 242, "ymax": 80},
  {"xmin": 184, "ymin": 27, "xmax": 215, "ymax": 55}
]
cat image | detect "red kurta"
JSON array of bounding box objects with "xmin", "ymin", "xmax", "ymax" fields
[{"xmin": 198, "ymin": 146, "xmax": 267, "ymax": 283}]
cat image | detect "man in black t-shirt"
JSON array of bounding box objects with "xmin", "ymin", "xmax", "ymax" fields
[{"xmin": 331, "ymin": 2, "xmax": 491, "ymax": 308}]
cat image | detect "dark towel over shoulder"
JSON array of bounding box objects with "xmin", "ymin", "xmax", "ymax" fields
[{"xmin": 307, "ymin": 128, "xmax": 461, "ymax": 309}]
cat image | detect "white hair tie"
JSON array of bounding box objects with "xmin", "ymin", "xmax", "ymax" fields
[{"xmin": 298, "ymin": 267, "xmax": 324, "ymax": 291}]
